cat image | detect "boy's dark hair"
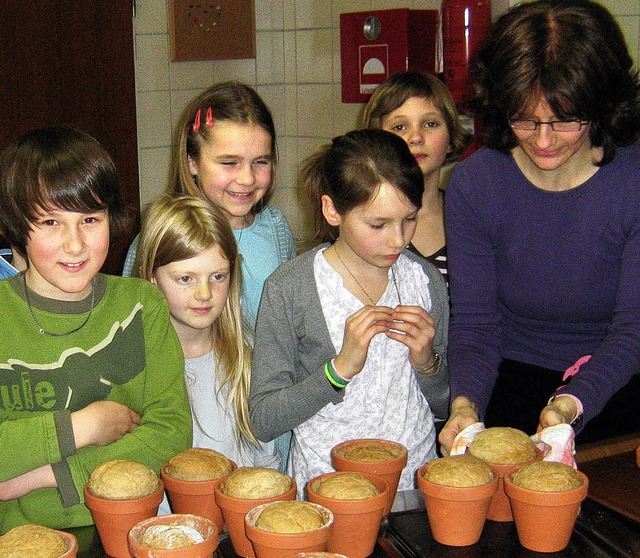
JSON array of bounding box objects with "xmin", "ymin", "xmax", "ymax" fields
[
  {"xmin": 471, "ymin": 0, "xmax": 640, "ymax": 165},
  {"xmin": 303, "ymin": 128, "xmax": 424, "ymax": 243},
  {"xmin": 0, "ymin": 127, "xmax": 128, "ymax": 255}
]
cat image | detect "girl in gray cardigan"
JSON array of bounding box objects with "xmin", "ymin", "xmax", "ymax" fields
[{"xmin": 250, "ymin": 129, "xmax": 450, "ymax": 497}]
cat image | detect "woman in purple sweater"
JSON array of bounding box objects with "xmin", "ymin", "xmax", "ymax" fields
[{"xmin": 439, "ymin": 0, "xmax": 640, "ymax": 453}]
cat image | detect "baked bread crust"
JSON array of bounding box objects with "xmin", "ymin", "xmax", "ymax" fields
[
  {"xmin": 313, "ymin": 473, "xmax": 380, "ymax": 500},
  {"xmin": 166, "ymin": 448, "xmax": 232, "ymax": 481},
  {"xmin": 221, "ymin": 467, "xmax": 292, "ymax": 499},
  {"xmin": 335, "ymin": 441, "xmax": 404, "ymax": 462},
  {"xmin": 512, "ymin": 461, "xmax": 584, "ymax": 492},
  {"xmin": 255, "ymin": 501, "xmax": 325, "ymax": 533},
  {"xmin": 422, "ymin": 454, "xmax": 495, "ymax": 487},
  {"xmin": 469, "ymin": 427, "xmax": 537, "ymax": 464},
  {"xmin": 87, "ymin": 459, "xmax": 159, "ymax": 499},
  {"xmin": 140, "ymin": 524, "xmax": 204, "ymax": 548},
  {"xmin": 0, "ymin": 524, "xmax": 68, "ymax": 558}
]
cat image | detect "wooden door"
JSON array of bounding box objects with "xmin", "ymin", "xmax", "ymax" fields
[{"xmin": 0, "ymin": 0, "xmax": 139, "ymax": 274}]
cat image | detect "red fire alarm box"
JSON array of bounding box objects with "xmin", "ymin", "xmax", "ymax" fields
[{"xmin": 340, "ymin": 9, "xmax": 438, "ymax": 104}]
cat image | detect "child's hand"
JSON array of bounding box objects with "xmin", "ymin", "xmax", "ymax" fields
[
  {"xmin": 72, "ymin": 401, "xmax": 141, "ymax": 448},
  {"xmin": 0, "ymin": 465, "xmax": 56, "ymax": 501},
  {"xmin": 384, "ymin": 305, "xmax": 436, "ymax": 368},
  {"xmin": 334, "ymin": 305, "xmax": 394, "ymax": 379}
]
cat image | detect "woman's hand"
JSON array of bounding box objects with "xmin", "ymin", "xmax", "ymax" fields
[
  {"xmin": 333, "ymin": 304, "xmax": 394, "ymax": 380},
  {"xmin": 72, "ymin": 401, "xmax": 141, "ymax": 448},
  {"xmin": 537, "ymin": 395, "xmax": 578, "ymax": 433},
  {"xmin": 438, "ymin": 396, "xmax": 480, "ymax": 456},
  {"xmin": 384, "ymin": 305, "xmax": 436, "ymax": 370}
]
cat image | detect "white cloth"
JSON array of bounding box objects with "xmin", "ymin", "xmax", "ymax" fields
[
  {"xmin": 159, "ymin": 351, "xmax": 278, "ymax": 514},
  {"xmin": 290, "ymin": 250, "xmax": 438, "ymax": 497}
]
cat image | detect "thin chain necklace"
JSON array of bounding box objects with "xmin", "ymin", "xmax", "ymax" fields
[
  {"xmin": 333, "ymin": 244, "xmax": 378, "ymax": 305},
  {"xmin": 23, "ymin": 273, "xmax": 96, "ymax": 337},
  {"xmin": 333, "ymin": 245, "xmax": 403, "ymax": 306}
]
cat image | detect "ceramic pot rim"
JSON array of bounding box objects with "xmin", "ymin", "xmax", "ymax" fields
[
  {"xmin": 417, "ymin": 463, "xmax": 500, "ymax": 501},
  {"xmin": 128, "ymin": 513, "xmax": 218, "ymax": 556},
  {"xmin": 504, "ymin": 469, "xmax": 589, "ymax": 505},
  {"xmin": 83, "ymin": 481, "xmax": 165, "ymax": 512},
  {"xmin": 161, "ymin": 460, "xmax": 237, "ymax": 491},
  {"xmin": 306, "ymin": 471, "xmax": 389, "ymax": 512},
  {"xmin": 214, "ymin": 480, "xmax": 297, "ymax": 511},
  {"xmin": 331, "ymin": 439, "xmax": 408, "ymax": 471}
]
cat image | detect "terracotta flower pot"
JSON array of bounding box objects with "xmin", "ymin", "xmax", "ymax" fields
[
  {"xmin": 128, "ymin": 513, "xmax": 218, "ymax": 557},
  {"xmin": 504, "ymin": 469, "xmax": 589, "ymax": 552},
  {"xmin": 416, "ymin": 462, "xmax": 499, "ymax": 546},
  {"xmin": 245, "ymin": 501, "xmax": 334, "ymax": 558},
  {"xmin": 214, "ymin": 479, "xmax": 297, "ymax": 558},
  {"xmin": 307, "ymin": 471, "xmax": 388, "ymax": 558},
  {"xmin": 57, "ymin": 530, "xmax": 80, "ymax": 558},
  {"xmin": 478, "ymin": 447, "xmax": 543, "ymax": 522},
  {"xmin": 331, "ymin": 438, "xmax": 407, "ymax": 516},
  {"xmin": 0, "ymin": 528, "xmax": 79, "ymax": 558},
  {"xmin": 284, "ymin": 553, "xmax": 349, "ymax": 558},
  {"xmin": 161, "ymin": 459, "xmax": 237, "ymax": 534},
  {"xmin": 83, "ymin": 481, "xmax": 164, "ymax": 558}
]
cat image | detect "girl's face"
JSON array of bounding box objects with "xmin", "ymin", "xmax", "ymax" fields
[
  {"xmin": 25, "ymin": 208, "xmax": 109, "ymax": 301},
  {"xmin": 189, "ymin": 121, "xmax": 273, "ymax": 229},
  {"xmin": 381, "ymin": 96, "xmax": 451, "ymax": 180},
  {"xmin": 152, "ymin": 244, "xmax": 230, "ymax": 340},
  {"xmin": 327, "ymin": 182, "xmax": 419, "ymax": 270}
]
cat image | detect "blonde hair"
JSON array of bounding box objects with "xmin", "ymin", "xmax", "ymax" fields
[
  {"xmin": 170, "ymin": 81, "xmax": 277, "ymax": 214},
  {"xmin": 135, "ymin": 195, "xmax": 257, "ymax": 447}
]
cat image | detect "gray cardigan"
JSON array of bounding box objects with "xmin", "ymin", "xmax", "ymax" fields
[{"xmin": 249, "ymin": 244, "xmax": 450, "ymax": 442}]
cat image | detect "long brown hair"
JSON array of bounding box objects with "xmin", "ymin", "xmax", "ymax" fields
[{"xmin": 171, "ymin": 81, "xmax": 277, "ymax": 213}]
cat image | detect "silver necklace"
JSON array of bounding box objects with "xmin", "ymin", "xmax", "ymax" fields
[
  {"xmin": 333, "ymin": 245, "xmax": 377, "ymax": 305},
  {"xmin": 23, "ymin": 273, "xmax": 96, "ymax": 336}
]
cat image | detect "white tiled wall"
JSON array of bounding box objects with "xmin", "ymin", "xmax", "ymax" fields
[{"xmin": 134, "ymin": 0, "xmax": 640, "ymax": 244}]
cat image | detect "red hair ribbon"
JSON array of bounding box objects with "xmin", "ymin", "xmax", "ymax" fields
[{"xmin": 205, "ymin": 107, "xmax": 214, "ymax": 127}]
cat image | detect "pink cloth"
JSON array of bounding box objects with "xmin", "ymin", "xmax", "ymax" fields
[{"xmin": 450, "ymin": 423, "xmax": 577, "ymax": 468}]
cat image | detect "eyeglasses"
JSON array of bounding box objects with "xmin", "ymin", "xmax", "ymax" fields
[{"xmin": 509, "ymin": 119, "xmax": 589, "ymax": 132}]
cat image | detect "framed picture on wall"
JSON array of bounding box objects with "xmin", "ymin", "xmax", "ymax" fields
[{"xmin": 169, "ymin": 0, "xmax": 256, "ymax": 61}]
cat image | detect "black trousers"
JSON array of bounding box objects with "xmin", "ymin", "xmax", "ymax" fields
[{"xmin": 484, "ymin": 359, "xmax": 640, "ymax": 445}]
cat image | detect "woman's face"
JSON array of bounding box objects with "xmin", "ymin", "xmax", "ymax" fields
[
  {"xmin": 381, "ymin": 96, "xmax": 451, "ymax": 180},
  {"xmin": 511, "ymin": 97, "xmax": 592, "ymax": 173},
  {"xmin": 189, "ymin": 121, "xmax": 273, "ymax": 229}
]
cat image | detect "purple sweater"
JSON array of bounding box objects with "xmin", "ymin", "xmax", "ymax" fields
[{"xmin": 445, "ymin": 145, "xmax": 640, "ymax": 429}]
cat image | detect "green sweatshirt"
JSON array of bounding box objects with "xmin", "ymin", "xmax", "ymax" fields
[{"xmin": 0, "ymin": 273, "xmax": 192, "ymax": 532}]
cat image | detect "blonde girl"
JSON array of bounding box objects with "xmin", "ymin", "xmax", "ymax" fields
[
  {"xmin": 124, "ymin": 81, "xmax": 296, "ymax": 328},
  {"xmin": 136, "ymin": 195, "xmax": 281, "ymax": 472},
  {"xmin": 362, "ymin": 71, "xmax": 471, "ymax": 278}
]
